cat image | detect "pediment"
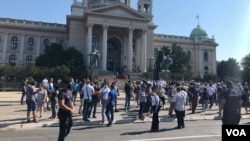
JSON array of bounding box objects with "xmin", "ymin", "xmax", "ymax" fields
[
  {"xmin": 201, "ymin": 39, "xmax": 219, "ymax": 46},
  {"xmin": 87, "ymin": 4, "xmax": 149, "ymax": 21}
]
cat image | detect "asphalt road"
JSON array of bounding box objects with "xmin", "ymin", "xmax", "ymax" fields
[{"xmin": 1, "ymin": 119, "xmax": 249, "ymax": 141}]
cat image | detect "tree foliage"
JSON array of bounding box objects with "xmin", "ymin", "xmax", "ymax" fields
[
  {"xmin": 35, "ymin": 43, "xmax": 88, "ymax": 79},
  {"xmin": 241, "ymin": 53, "xmax": 250, "ymax": 83},
  {"xmin": 154, "ymin": 43, "xmax": 192, "ymax": 80},
  {"xmin": 217, "ymin": 58, "xmax": 241, "ymax": 82}
]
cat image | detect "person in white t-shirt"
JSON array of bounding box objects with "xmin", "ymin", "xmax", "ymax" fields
[{"xmin": 173, "ymin": 87, "xmax": 187, "ymax": 129}]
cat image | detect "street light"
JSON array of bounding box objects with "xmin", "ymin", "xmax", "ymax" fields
[
  {"xmin": 88, "ymin": 49, "xmax": 100, "ymax": 81},
  {"xmin": 147, "ymin": 54, "xmax": 154, "ymax": 80}
]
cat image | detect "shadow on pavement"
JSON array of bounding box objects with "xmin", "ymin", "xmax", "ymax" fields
[{"xmin": 120, "ymin": 128, "xmax": 177, "ymax": 136}]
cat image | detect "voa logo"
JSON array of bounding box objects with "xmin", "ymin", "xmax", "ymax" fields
[{"xmin": 226, "ymin": 129, "xmax": 246, "ymax": 136}]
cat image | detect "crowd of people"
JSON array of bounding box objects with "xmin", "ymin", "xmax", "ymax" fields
[{"xmin": 20, "ymin": 76, "xmax": 250, "ymax": 141}]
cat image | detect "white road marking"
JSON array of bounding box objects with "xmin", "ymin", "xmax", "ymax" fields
[{"xmin": 124, "ymin": 134, "xmax": 221, "ymax": 141}]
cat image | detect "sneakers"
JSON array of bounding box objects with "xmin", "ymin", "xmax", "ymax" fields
[
  {"xmin": 33, "ymin": 119, "xmax": 38, "ymax": 123},
  {"xmin": 27, "ymin": 119, "xmax": 38, "ymax": 123}
]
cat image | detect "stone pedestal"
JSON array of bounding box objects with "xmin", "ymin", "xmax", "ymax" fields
[
  {"xmin": 159, "ymin": 71, "xmax": 171, "ymax": 80},
  {"xmin": 90, "ymin": 68, "xmax": 99, "ymax": 81}
]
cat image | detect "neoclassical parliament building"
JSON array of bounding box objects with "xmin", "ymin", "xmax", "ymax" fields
[{"xmin": 0, "ymin": 0, "xmax": 218, "ymax": 77}]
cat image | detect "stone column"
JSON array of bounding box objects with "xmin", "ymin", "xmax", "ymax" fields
[
  {"xmin": 101, "ymin": 25, "xmax": 109, "ymax": 71},
  {"xmin": 87, "ymin": 23, "xmax": 93, "ymax": 67},
  {"xmin": 19, "ymin": 35, "xmax": 25, "ymax": 66},
  {"xmin": 2, "ymin": 33, "xmax": 8, "ymax": 65},
  {"xmin": 141, "ymin": 29, "xmax": 147, "ymax": 72},
  {"xmin": 84, "ymin": 0, "xmax": 88, "ymax": 7},
  {"xmin": 35, "ymin": 36, "xmax": 41, "ymax": 57},
  {"xmin": 127, "ymin": 27, "xmax": 134, "ymax": 72}
]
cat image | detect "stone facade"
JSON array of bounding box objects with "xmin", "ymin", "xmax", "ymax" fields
[{"xmin": 0, "ymin": 0, "xmax": 218, "ymax": 77}]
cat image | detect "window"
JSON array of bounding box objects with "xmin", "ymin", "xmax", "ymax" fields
[
  {"xmin": 187, "ymin": 51, "xmax": 191, "ymax": 59},
  {"xmin": 11, "ymin": 36, "xmax": 18, "ymax": 50},
  {"xmin": 92, "ymin": 34, "xmax": 99, "ymax": 49},
  {"xmin": 204, "ymin": 51, "xmax": 208, "ymax": 62},
  {"xmin": 154, "ymin": 48, "xmax": 159, "ymax": 59},
  {"xmin": 43, "ymin": 38, "xmax": 50, "ymax": 50},
  {"xmin": 9, "ymin": 54, "xmax": 16, "ymax": 64},
  {"xmin": 27, "ymin": 37, "xmax": 34, "ymax": 51},
  {"xmin": 25, "ymin": 55, "xmax": 32, "ymax": 64},
  {"xmin": 58, "ymin": 40, "xmax": 65, "ymax": 47},
  {"xmin": 204, "ymin": 66, "xmax": 209, "ymax": 74}
]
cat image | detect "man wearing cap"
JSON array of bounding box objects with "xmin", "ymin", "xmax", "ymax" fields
[
  {"xmin": 220, "ymin": 81, "xmax": 242, "ymax": 125},
  {"xmin": 57, "ymin": 80, "xmax": 74, "ymax": 141}
]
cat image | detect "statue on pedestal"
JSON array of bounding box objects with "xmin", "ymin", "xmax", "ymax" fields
[
  {"xmin": 160, "ymin": 55, "xmax": 172, "ymax": 72},
  {"xmin": 90, "ymin": 49, "xmax": 100, "ymax": 68}
]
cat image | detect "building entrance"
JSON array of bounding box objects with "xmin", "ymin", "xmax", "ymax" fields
[{"xmin": 107, "ymin": 38, "xmax": 121, "ymax": 72}]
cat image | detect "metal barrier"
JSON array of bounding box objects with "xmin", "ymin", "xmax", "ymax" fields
[{"xmin": 0, "ymin": 81, "xmax": 21, "ymax": 91}]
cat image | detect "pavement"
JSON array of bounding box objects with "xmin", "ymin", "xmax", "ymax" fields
[{"xmin": 0, "ymin": 91, "xmax": 249, "ymax": 131}]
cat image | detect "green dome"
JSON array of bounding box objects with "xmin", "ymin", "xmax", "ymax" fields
[{"xmin": 190, "ymin": 25, "xmax": 208, "ymax": 38}]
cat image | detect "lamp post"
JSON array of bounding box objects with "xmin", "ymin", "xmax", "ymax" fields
[
  {"xmin": 88, "ymin": 49, "xmax": 100, "ymax": 81},
  {"xmin": 147, "ymin": 54, "xmax": 154, "ymax": 80}
]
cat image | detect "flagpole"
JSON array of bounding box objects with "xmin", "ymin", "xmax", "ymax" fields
[{"xmin": 196, "ymin": 14, "xmax": 199, "ymax": 25}]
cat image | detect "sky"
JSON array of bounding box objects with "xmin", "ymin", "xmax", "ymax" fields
[{"xmin": 0, "ymin": 0, "xmax": 249, "ymax": 63}]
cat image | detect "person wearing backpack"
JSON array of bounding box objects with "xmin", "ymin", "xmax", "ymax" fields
[
  {"xmin": 201, "ymin": 87, "xmax": 210, "ymax": 112},
  {"xmin": 220, "ymin": 81, "xmax": 242, "ymax": 125}
]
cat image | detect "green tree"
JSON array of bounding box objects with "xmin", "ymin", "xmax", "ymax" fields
[
  {"xmin": 241, "ymin": 53, "xmax": 250, "ymax": 83},
  {"xmin": 217, "ymin": 58, "xmax": 241, "ymax": 81},
  {"xmin": 155, "ymin": 43, "xmax": 192, "ymax": 80},
  {"xmin": 35, "ymin": 43, "xmax": 88, "ymax": 79}
]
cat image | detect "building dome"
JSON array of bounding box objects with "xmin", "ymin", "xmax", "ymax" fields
[{"xmin": 190, "ymin": 25, "xmax": 208, "ymax": 38}]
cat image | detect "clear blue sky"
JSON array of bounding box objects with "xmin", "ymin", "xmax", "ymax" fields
[{"xmin": 0, "ymin": 0, "xmax": 249, "ymax": 63}]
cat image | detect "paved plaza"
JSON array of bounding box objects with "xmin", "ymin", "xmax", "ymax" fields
[{"xmin": 0, "ymin": 91, "xmax": 249, "ymax": 131}]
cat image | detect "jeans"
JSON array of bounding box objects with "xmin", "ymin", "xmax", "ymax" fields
[
  {"xmin": 209, "ymin": 95, "xmax": 214, "ymax": 109},
  {"xmin": 151, "ymin": 105, "xmax": 160, "ymax": 131},
  {"xmin": 202, "ymin": 100, "xmax": 209, "ymax": 111},
  {"xmin": 101, "ymin": 99, "xmax": 108, "ymax": 121},
  {"xmin": 89, "ymin": 98, "xmax": 98, "ymax": 117},
  {"xmin": 26, "ymin": 98, "xmax": 37, "ymax": 111},
  {"xmin": 175, "ymin": 109, "xmax": 185, "ymax": 128},
  {"xmin": 58, "ymin": 114, "xmax": 72, "ymax": 141},
  {"xmin": 105, "ymin": 104, "xmax": 114, "ymax": 125},
  {"xmin": 51, "ymin": 100, "xmax": 57, "ymax": 117},
  {"xmin": 124, "ymin": 95, "xmax": 131, "ymax": 111},
  {"xmin": 139, "ymin": 102, "xmax": 146, "ymax": 119},
  {"xmin": 83, "ymin": 99, "xmax": 92, "ymax": 120}
]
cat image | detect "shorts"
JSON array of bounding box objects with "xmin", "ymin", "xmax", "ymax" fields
[{"xmin": 26, "ymin": 99, "xmax": 37, "ymax": 111}]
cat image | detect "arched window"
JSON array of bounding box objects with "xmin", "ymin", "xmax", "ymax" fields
[
  {"xmin": 204, "ymin": 66, "xmax": 209, "ymax": 74},
  {"xmin": 43, "ymin": 38, "xmax": 50, "ymax": 50},
  {"xmin": 92, "ymin": 34, "xmax": 99, "ymax": 49},
  {"xmin": 58, "ymin": 40, "xmax": 65, "ymax": 47},
  {"xmin": 204, "ymin": 51, "xmax": 208, "ymax": 62},
  {"xmin": 9, "ymin": 54, "xmax": 16, "ymax": 64},
  {"xmin": 27, "ymin": 37, "xmax": 34, "ymax": 51},
  {"xmin": 25, "ymin": 55, "xmax": 32, "ymax": 64},
  {"xmin": 187, "ymin": 51, "xmax": 191, "ymax": 59},
  {"xmin": 11, "ymin": 36, "xmax": 18, "ymax": 50},
  {"xmin": 154, "ymin": 48, "xmax": 159, "ymax": 59}
]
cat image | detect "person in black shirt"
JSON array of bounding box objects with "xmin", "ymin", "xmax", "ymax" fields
[
  {"xmin": 20, "ymin": 78, "xmax": 28, "ymax": 105},
  {"xmin": 57, "ymin": 80, "xmax": 74, "ymax": 141},
  {"xmin": 220, "ymin": 81, "xmax": 242, "ymax": 125}
]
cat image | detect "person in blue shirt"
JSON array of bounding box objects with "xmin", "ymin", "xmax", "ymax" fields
[{"xmin": 105, "ymin": 84, "xmax": 117, "ymax": 127}]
